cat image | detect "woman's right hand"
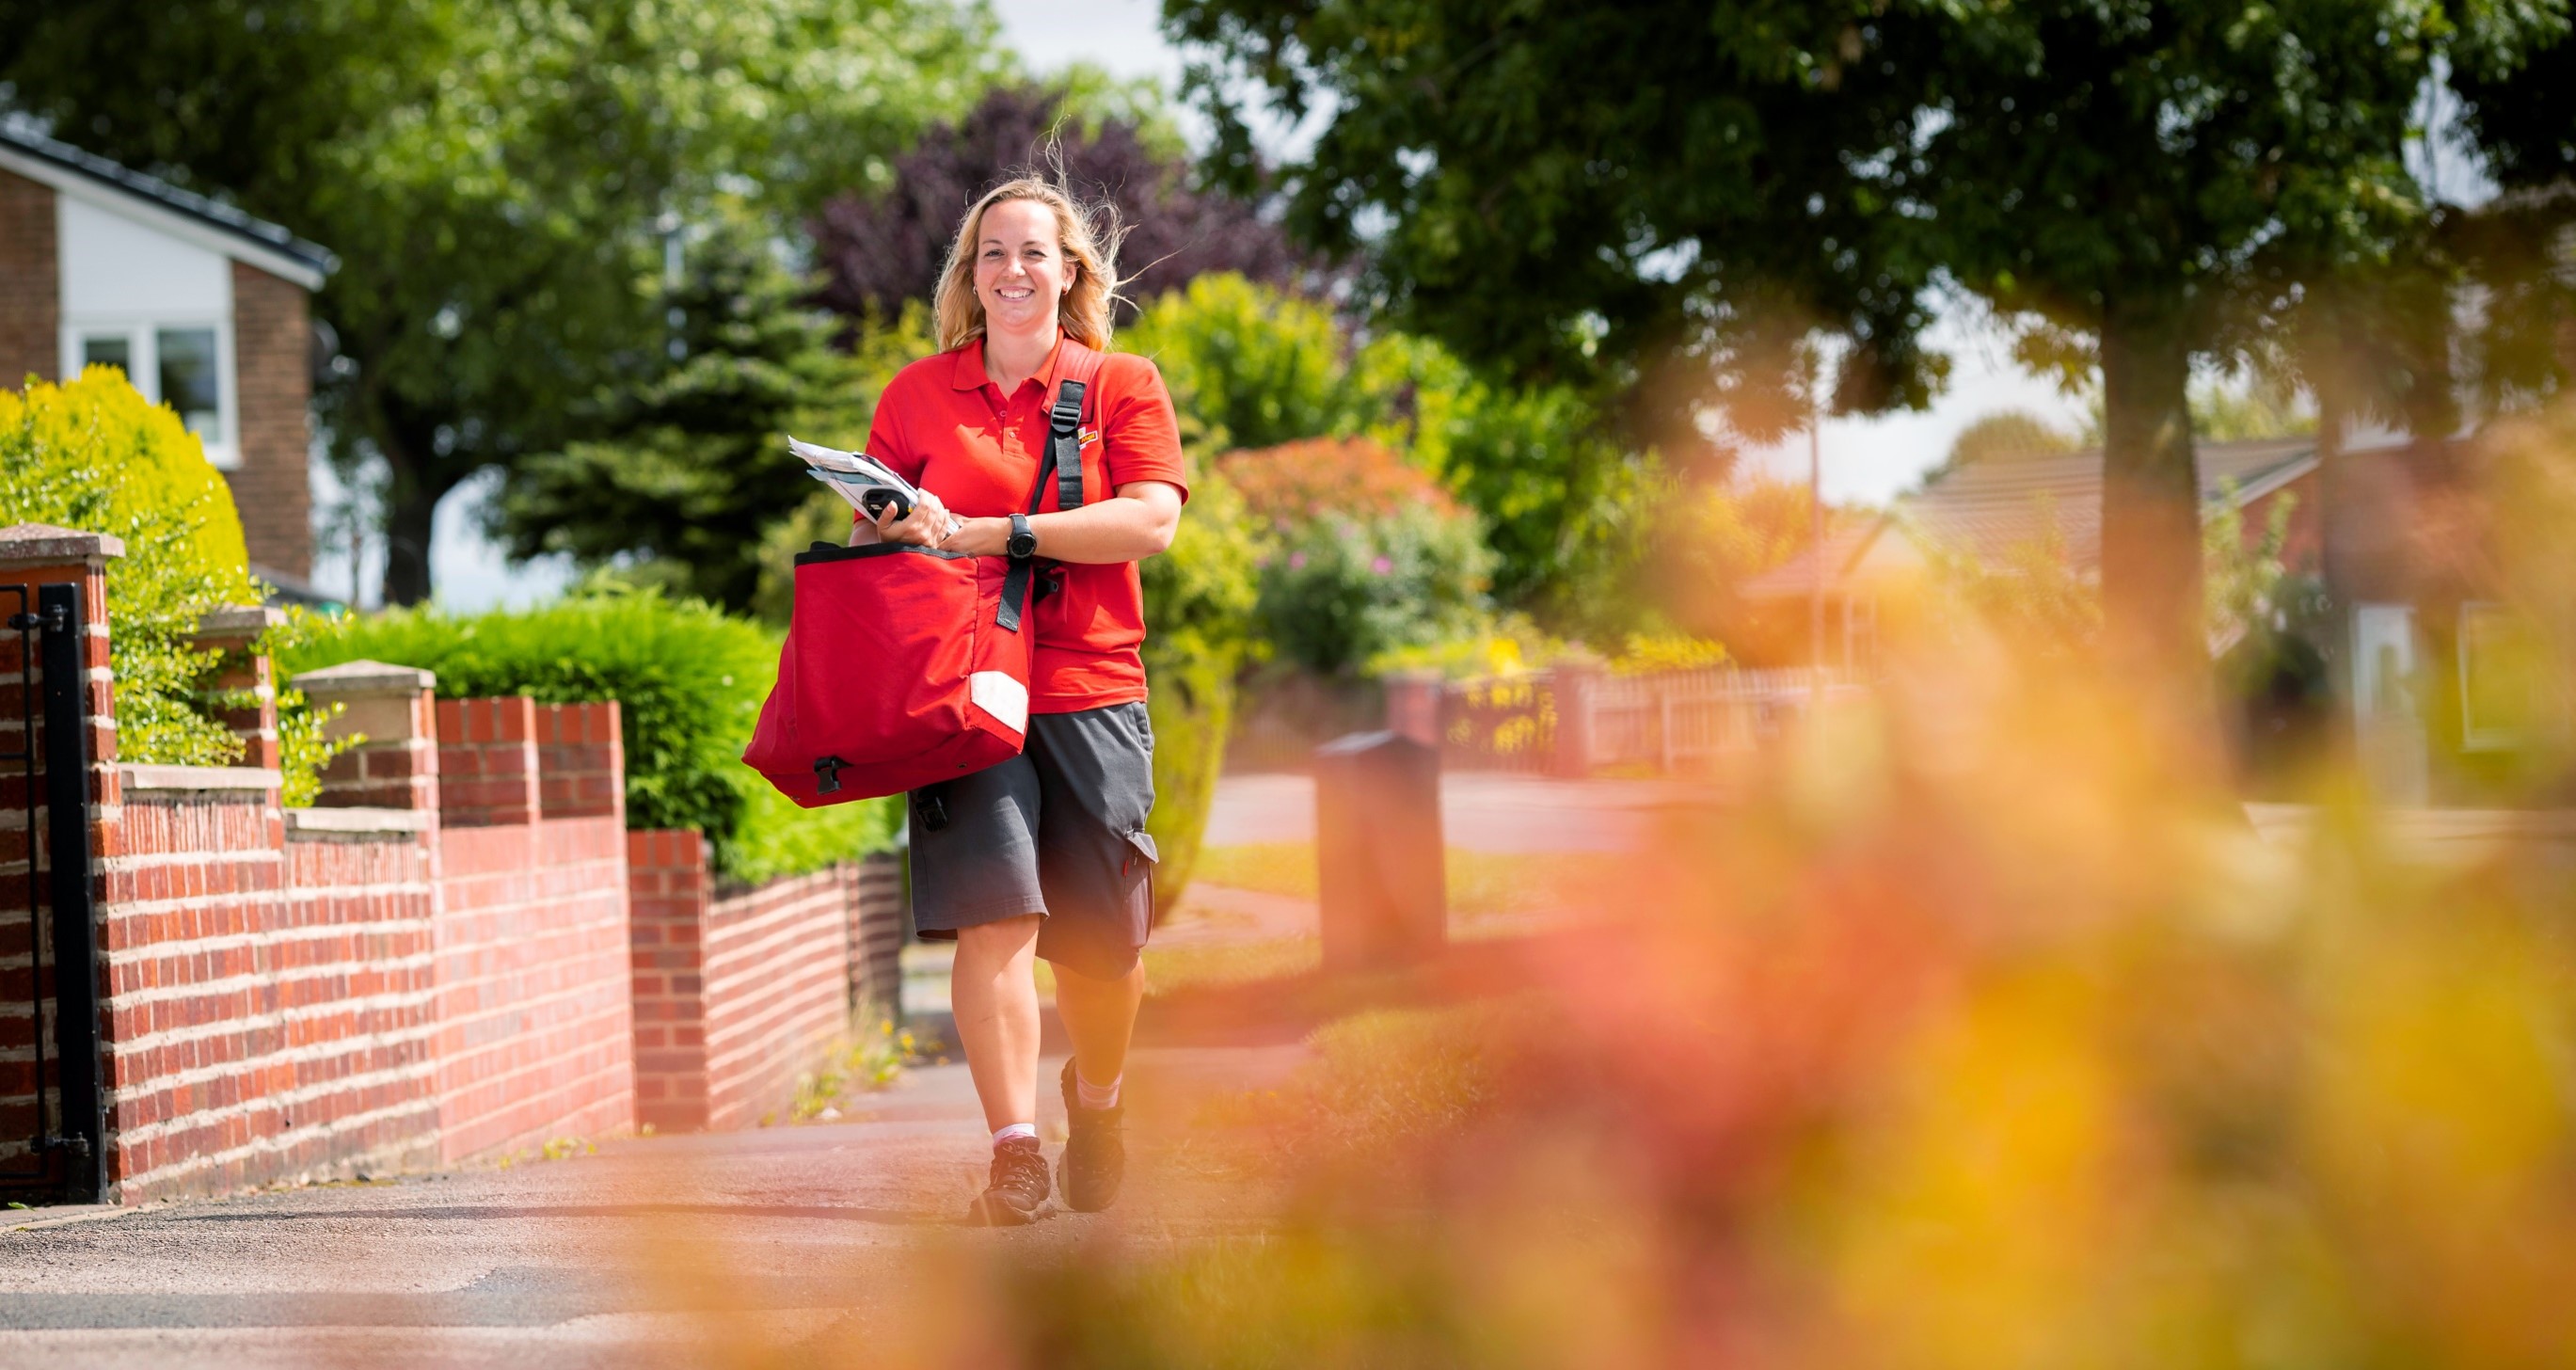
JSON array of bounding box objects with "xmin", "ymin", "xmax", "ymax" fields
[{"xmin": 874, "ymin": 489, "xmax": 961, "ymax": 548}]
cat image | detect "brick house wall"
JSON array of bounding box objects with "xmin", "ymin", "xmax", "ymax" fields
[
  {"xmin": 227, "ymin": 262, "xmax": 314, "ymax": 579},
  {"xmin": 0, "ymin": 169, "xmax": 56, "ymax": 386}
]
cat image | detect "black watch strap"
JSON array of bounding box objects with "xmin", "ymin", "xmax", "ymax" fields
[{"xmin": 1008, "ymin": 513, "xmax": 1036, "ymax": 558}]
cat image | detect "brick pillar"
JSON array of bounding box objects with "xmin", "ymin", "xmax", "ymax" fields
[
  {"xmin": 226, "ymin": 263, "xmax": 314, "ymax": 580},
  {"xmin": 0, "ymin": 170, "xmax": 57, "ymax": 387},
  {"xmin": 533, "ymin": 701, "xmax": 624, "ymax": 823},
  {"xmin": 1549, "ymin": 661, "xmax": 1600, "ymax": 779},
  {"xmin": 627, "ymin": 830, "xmax": 711, "ymax": 1133},
  {"xmin": 0, "ymin": 523, "xmax": 121, "ymax": 1190},
  {"xmin": 434, "ymin": 697, "xmax": 539, "ymax": 827},
  {"xmin": 293, "ymin": 661, "xmax": 437, "ymax": 810},
  {"xmin": 191, "ymin": 605, "xmax": 283, "ymax": 771}
]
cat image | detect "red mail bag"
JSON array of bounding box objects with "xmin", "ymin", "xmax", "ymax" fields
[{"xmin": 741, "ymin": 342, "xmax": 1100, "ymax": 805}]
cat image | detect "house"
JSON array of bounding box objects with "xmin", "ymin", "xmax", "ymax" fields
[
  {"xmin": 0, "ymin": 119, "xmax": 335, "ymax": 589},
  {"xmin": 1742, "ymin": 437, "xmax": 2321, "ymax": 675},
  {"xmin": 1745, "ymin": 434, "xmax": 2566, "ymax": 803}
]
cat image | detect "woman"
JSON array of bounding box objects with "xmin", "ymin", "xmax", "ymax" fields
[{"xmin": 859, "ymin": 174, "xmax": 1185, "ymax": 1225}]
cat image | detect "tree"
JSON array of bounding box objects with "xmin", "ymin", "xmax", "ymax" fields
[
  {"xmin": 1943, "ymin": 411, "xmax": 2081, "ymax": 473},
  {"xmin": 491, "ymin": 206, "xmax": 876, "ymax": 612},
  {"xmin": 0, "ymin": 0, "xmax": 1004, "ymax": 602},
  {"xmin": 1166, "ymin": 0, "xmax": 2569, "ymax": 709},
  {"xmin": 809, "ymin": 80, "xmax": 1317, "ymax": 334}
]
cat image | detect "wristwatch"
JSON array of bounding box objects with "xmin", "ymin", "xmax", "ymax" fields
[{"xmin": 1007, "ymin": 513, "xmax": 1038, "ymax": 559}]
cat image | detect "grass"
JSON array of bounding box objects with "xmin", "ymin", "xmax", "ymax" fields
[
  {"xmin": 1191, "ymin": 842, "xmax": 1621, "ymax": 923},
  {"xmin": 788, "ymin": 1011, "xmax": 915, "ymax": 1122}
]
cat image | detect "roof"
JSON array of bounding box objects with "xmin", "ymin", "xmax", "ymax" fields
[
  {"xmin": 1742, "ymin": 437, "xmax": 2325, "ymax": 599},
  {"xmin": 0, "ymin": 117, "xmax": 336, "ymax": 290}
]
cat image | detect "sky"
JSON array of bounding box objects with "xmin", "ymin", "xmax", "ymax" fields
[{"xmin": 391, "ymin": 1, "xmax": 2457, "ymax": 613}]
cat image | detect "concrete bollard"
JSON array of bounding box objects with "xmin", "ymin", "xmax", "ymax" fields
[{"xmin": 1313, "ymin": 730, "xmax": 1446, "ymax": 973}]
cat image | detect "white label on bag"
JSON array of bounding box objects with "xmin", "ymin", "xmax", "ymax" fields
[{"xmin": 970, "ymin": 671, "xmax": 1029, "ymax": 735}]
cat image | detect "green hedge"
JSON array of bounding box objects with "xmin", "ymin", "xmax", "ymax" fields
[
  {"xmin": 1, "ymin": 369, "xmax": 350, "ymax": 800},
  {"xmin": 276, "ymin": 581, "xmax": 897, "ymax": 881},
  {"xmin": 1140, "ymin": 466, "xmax": 1261, "ymax": 911},
  {"xmin": 2, "ymin": 369, "xmax": 257, "ymax": 764}
]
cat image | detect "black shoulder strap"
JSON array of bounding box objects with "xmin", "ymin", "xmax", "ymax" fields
[{"xmin": 997, "ymin": 341, "xmax": 1104, "ymax": 633}]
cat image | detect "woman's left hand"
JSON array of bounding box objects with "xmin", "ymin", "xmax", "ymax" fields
[{"xmin": 874, "ymin": 489, "xmax": 960, "ymax": 548}]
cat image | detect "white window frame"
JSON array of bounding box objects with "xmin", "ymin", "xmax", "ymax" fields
[{"xmin": 59, "ymin": 314, "xmax": 240, "ymax": 470}]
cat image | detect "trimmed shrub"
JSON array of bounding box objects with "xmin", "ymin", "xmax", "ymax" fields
[
  {"xmin": 277, "ymin": 581, "xmax": 897, "ymax": 880},
  {"xmin": 0, "ymin": 370, "xmax": 316, "ymax": 772},
  {"xmin": 1140, "ymin": 466, "xmax": 1261, "ymax": 911}
]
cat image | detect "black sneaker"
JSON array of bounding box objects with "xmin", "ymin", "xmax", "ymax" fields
[
  {"xmin": 969, "ymin": 1135, "xmax": 1049, "ymax": 1226},
  {"xmin": 1057, "ymin": 1058, "xmax": 1126, "ymax": 1213}
]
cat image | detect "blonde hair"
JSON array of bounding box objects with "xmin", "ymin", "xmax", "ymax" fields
[{"xmin": 932, "ymin": 172, "xmax": 1125, "ymax": 353}]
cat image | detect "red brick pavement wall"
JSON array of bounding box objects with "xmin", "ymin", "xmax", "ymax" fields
[
  {"xmin": 0, "ymin": 169, "xmax": 57, "ymax": 387},
  {"xmin": 627, "ymin": 830, "xmax": 712, "ymax": 1132},
  {"xmin": 627, "ymin": 832, "xmax": 851, "ymax": 1133},
  {"xmin": 98, "ymin": 798, "xmax": 440, "ymax": 1203},
  {"xmin": 533, "ymin": 701, "xmax": 622, "ymax": 822},
  {"xmin": 431, "ymin": 815, "xmax": 635, "ymax": 1163},
  {"xmin": 226, "ymin": 263, "xmax": 314, "ymax": 579},
  {"xmin": 436, "ymin": 697, "xmax": 541, "ymax": 828},
  {"xmin": 699, "ymin": 868, "xmax": 850, "ymax": 1132},
  {"xmin": 0, "ymin": 556, "xmax": 114, "ymax": 1180}
]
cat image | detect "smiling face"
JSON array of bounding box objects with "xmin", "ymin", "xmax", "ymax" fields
[{"xmin": 973, "ymin": 197, "xmax": 1073, "ymax": 339}]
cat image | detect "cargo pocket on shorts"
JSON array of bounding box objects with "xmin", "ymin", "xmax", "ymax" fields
[{"xmin": 1123, "ymin": 829, "xmax": 1160, "ymax": 929}]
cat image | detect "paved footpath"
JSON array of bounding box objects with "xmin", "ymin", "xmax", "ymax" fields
[
  {"xmin": 0, "ymin": 1044, "xmax": 1306, "ymax": 1369},
  {"xmin": 1205, "ymin": 770, "xmax": 1717, "ymax": 852}
]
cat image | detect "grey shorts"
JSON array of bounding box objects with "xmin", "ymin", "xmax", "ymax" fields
[{"xmin": 905, "ymin": 701, "xmax": 1157, "ymax": 980}]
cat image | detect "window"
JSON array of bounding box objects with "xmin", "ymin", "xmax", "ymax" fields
[
  {"xmin": 63, "ymin": 321, "xmax": 237, "ymax": 468},
  {"xmin": 155, "ymin": 327, "xmax": 222, "ymax": 445},
  {"xmin": 81, "ymin": 334, "xmax": 131, "ymax": 372}
]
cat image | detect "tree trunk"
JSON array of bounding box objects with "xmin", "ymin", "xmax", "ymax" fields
[
  {"xmin": 2097, "ymin": 296, "xmax": 2211, "ymax": 738},
  {"xmin": 380, "ymin": 477, "xmax": 441, "ymax": 607}
]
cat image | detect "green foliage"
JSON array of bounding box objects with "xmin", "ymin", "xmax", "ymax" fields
[
  {"xmin": 1255, "ymin": 502, "xmax": 1497, "ymax": 678},
  {"xmin": 1944, "ymin": 410, "xmax": 2081, "ymax": 471},
  {"xmin": 0, "ymin": 370, "xmax": 257, "ymax": 766},
  {"xmin": 495, "ymin": 204, "xmax": 877, "ymax": 613},
  {"xmin": 0, "ymin": 0, "xmax": 1010, "ymax": 601},
  {"xmin": 275, "ymin": 581, "xmax": 897, "ymax": 879},
  {"xmin": 1140, "ymin": 468, "xmax": 1263, "ymax": 910},
  {"xmin": 1169, "ymin": 0, "xmax": 2573, "ymax": 679},
  {"xmin": 1124, "ymin": 275, "xmax": 1647, "ymax": 632},
  {"xmin": 1121, "ymin": 274, "xmax": 1358, "ymax": 454}
]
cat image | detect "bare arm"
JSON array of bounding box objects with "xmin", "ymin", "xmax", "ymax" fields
[{"xmin": 930, "ymin": 482, "xmax": 1183, "ymax": 563}]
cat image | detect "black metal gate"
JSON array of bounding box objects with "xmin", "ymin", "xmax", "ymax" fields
[{"xmin": 2, "ymin": 583, "xmax": 106, "ymax": 1203}]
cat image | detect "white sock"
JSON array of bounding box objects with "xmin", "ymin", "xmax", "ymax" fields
[
  {"xmin": 1075, "ymin": 1067, "xmax": 1121, "ymax": 1111},
  {"xmin": 992, "ymin": 1122, "xmax": 1038, "ymax": 1148}
]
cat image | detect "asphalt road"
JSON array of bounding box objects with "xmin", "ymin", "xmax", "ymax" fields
[{"xmin": 0, "ymin": 1045, "xmax": 1306, "ymax": 1369}]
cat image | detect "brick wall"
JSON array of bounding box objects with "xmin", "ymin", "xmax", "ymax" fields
[
  {"xmin": 850, "ymin": 852, "xmax": 906, "ymax": 1021},
  {"xmin": 0, "ymin": 170, "xmax": 56, "ymax": 387},
  {"xmin": 431, "ymin": 817, "xmax": 634, "ymax": 1163},
  {"xmin": 436, "ymin": 697, "xmax": 542, "ymax": 828},
  {"xmin": 99, "ymin": 783, "xmax": 439, "ymax": 1202},
  {"xmin": 628, "ymin": 833, "xmax": 853, "ymax": 1133},
  {"xmin": 227, "ymin": 262, "xmax": 314, "ymax": 579}
]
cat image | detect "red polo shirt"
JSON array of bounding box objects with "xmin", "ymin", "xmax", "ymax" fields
[{"xmin": 863, "ymin": 334, "xmax": 1190, "ymax": 712}]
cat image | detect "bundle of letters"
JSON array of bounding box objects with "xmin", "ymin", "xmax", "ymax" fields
[{"xmin": 789, "ymin": 438, "xmax": 923, "ymax": 520}]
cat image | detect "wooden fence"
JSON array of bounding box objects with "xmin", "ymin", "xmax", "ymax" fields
[
  {"xmin": 1439, "ymin": 666, "xmax": 1855, "ymax": 775},
  {"xmin": 1224, "ymin": 666, "xmax": 1859, "ymax": 776}
]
